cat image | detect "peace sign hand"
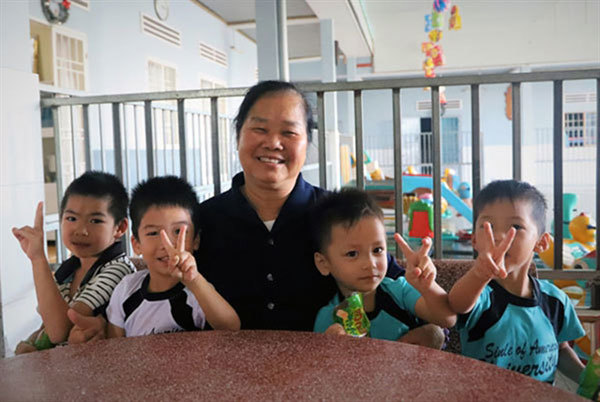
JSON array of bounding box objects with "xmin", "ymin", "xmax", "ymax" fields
[
  {"xmin": 12, "ymin": 202, "xmax": 46, "ymax": 262},
  {"xmin": 394, "ymin": 234, "xmax": 437, "ymax": 293},
  {"xmin": 473, "ymin": 222, "xmax": 516, "ymax": 281},
  {"xmin": 159, "ymin": 225, "xmax": 198, "ymax": 285}
]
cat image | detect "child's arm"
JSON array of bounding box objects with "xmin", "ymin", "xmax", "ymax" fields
[
  {"xmin": 394, "ymin": 234, "xmax": 456, "ymax": 328},
  {"xmin": 161, "ymin": 227, "xmax": 241, "ymax": 331},
  {"xmin": 448, "ymin": 222, "xmax": 516, "ymax": 314},
  {"xmin": 107, "ymin": 323, "xmax": 125, "ymax": 338},
  {"xmin": 557, "ymin": 341, "xmax": 585, "ymax": 382},
  {"xmin": 12, "ymin": 202, "xmax": 79, "ymax": 343}
]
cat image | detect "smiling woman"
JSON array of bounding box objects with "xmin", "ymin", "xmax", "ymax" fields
[{"xmin": 194, "ymin": 81, "xmax": 405, "ymax": 331}]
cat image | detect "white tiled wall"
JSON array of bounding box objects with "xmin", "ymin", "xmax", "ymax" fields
[{"xmin": 0, "ymin": 68, "xmax": 44, "ymax": 357}]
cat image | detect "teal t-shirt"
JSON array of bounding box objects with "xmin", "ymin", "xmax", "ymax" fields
[
  {"xmin": 456, "ymin": 276, "xmax": 585, "ymax": 383},
  {"xmin": 314, "ymin": 276, "xmax": 423, "ymax": 341}
]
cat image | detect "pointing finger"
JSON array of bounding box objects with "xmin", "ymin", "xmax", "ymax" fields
[
  {"xmin": 34, "ymin": 202, "xmax": 44, "ymax": 230},
  {"xmin": 177, "ymin": 225, "xmax": 187, "ymax": 252},
  {"xmin": 394, "ymin": 233, "xmax": 414, "ymax": 259},
  {"xmin": 160, "ymin": 229, "xmax": 176, "ymax": 252},
  {"xmin": 483, "ymin": 222, "xmax": 495, "ymax": 249},
  {"xmin": 497, "ymin": 228, "xmax": 516, "ymax": 257},
  {"xmin": 418, "ymin": 237, "xmax": 432, "ymax": 258}
]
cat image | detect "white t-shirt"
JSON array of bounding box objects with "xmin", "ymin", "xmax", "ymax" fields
[{"xmin": 107, "ymin": 270, "xmax": 206, "ymax": 337}]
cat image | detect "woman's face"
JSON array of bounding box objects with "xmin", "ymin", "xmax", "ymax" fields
[{"xmin": 238, "ymin": 91, "xmax": 308, "ymax": 190}]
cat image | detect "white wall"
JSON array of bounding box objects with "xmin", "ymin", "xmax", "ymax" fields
[
  {"xmin": 1, "ymin": 2, "xmax": 44, "ymax": 357},
  {"xmin": 28, "ymin": 1, "xmax": 257, "ymax": 94},
  {"xmin": 370, "ymin": 1, "xmax": 600, "ymax": 74}
]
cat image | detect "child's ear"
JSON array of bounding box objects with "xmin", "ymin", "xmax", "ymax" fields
[
  {"xmin": 192, "ymin": 233, "xmax": 200, "ymax": 252},
  {"xmin": 131, "ymin": 235, "xmax": 142, "ymax": 256},
  {"xmin": 314, "ymin": 252, "xmax": 331, "ymax": 277},
  {"xmin": 534, "ymin": 232, "xmax": 552, "ymax": 253},
  {"xmin": 114, "ymin": 218, "xmax": 128, "ymax": 240}
]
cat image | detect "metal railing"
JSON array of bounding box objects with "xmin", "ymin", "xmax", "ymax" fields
[{"xmin": 40, "ymin": 68, "xmax": 600, "ymax": 307}]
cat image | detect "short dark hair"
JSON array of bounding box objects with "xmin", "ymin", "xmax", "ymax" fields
[
  {"xmin": 233, "ymin": 80, "xmax": 314, "ymax": 142},
  {"xmin": 129, "ymin": 176, "xmax": 199, "ymax": 239},
  {"xmin": 473, "ymin": 180, "xmax": 547, "ymax": 235},
  {"xmin": 60, "ymin": 171, "xmax": 128, "ymax": 224},
  {"xmin": 312, "ymin": 188, "xmax": 384, "ymax": 253}
]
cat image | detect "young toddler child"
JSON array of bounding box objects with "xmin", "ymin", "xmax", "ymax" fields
[
  {"xmin": 448, "ymin": 180, "xmax": 585, "ymax": 383},
  {"xmin": 312, "ymin": 188, "xmax": 455, "ymax": 346},
  {"xmin": 13, "ymin": 171, "xmax": 134, "ymax": 352},
  {"xmin": 106, "ymin": 176, "xmax": 240, "ymax": 337}
]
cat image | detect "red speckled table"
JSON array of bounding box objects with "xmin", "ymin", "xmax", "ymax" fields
[{"xmin": 0, "ymin": 330, "xmax": 585, "ymax": 401}]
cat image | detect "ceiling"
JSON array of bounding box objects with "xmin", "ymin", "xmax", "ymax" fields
[{"xmin": 196, "ymin": 0, "xmax": 600, "ymax": 76}]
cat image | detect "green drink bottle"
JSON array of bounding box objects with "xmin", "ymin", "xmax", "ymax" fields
[{"xmin": 333, "ymin": 292, "xmax": 370, "ymax": 337}]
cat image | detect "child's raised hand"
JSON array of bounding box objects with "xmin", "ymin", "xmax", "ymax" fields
[
  {"xmin": 394, "ymin": 234, "xmax": 437, "ymax": 291},
  {"xmin": 473, "ymin": 221, "xmax": 516, "ymax": 280},
  {"xmin": 12, "ymin": 202, "xmax": 46, "ymax": 262},
  {"xmin": 160, "ymin": 225, "xmax": 198, "ymax": 284}
]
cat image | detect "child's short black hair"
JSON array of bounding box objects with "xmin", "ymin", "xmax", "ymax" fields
[
  {"xmin": 60, "ymin": 171, "xmax": 128, "ymax": 223},
  {"xmin": 129, "ymin": 176, "xmax": 199, "ymax": 239},
  {"xmin": 312, "ymin": 188, "xmax": 384, "ymax": 253},
  {"xmin": 473, "ymin": 180, "xmax": 547, "ymax": 235}
]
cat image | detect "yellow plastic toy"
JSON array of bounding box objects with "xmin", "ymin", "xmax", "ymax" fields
[{"xmin": 539, "ymin": 213, "xmax": 596, "ymax": 269}]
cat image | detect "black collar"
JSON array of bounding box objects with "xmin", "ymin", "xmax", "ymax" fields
[
  {"xmin": 139, "ymin": 272, "xmax": 185, "ymax": 301},
  {"xmin": 54, "ymin": 241, "xmax": 127, "ymax": 286},
  {"xmin": 489, "ymin": 274, "xmax": 539, "ymax": 307},
  {"xmin": 228, "ymin": 172, "xmax": 317, "ymax": 233}
]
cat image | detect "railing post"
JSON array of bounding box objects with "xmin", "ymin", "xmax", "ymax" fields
[
  {"xmin": 133, "ymin": 105, "xmax": 142, "ymax": 183},
  {"xmin": 178, "ymin": 99, "xmax": 187, "ymax": 180},
  {"xmin": 392, "ymin": 88, "xmax": 403, "ymax": 258},
  {"xmin": 431, "ymin": 86, "xmax": 442, "ymax": 259},
  {"xmin": 211, "ymin": 97, "xmax": 221, "ymax": 195},
  {"xmin": 512, "ymin": 82, "xmax": 522, "ymax": 180},
  {"xmin": 470, "ymin": 84, "xmax": 481, "ymax": 199},
  {"xmin": 144, "ymin": 100, "xmax": 155, "ymax": 178},
  {"xmin": 354, "ymin": 90, "xmax": 364, "ymax": 190},
  {"xmin": 98, "ymin": 105, "xmax": 106, "ymax": 171},
  {"xmin": 317, "ymin": 91, "xmax": 327, "ymax": 189},
  {"xmin": 82, "ymin": 104, "xmax": 91, "ymax": 170},
  {"xmin": 52, "ymin": 106, "xmax": 66, "ymax": 262},
  {"xmin": 552, "ymin": 80, "xmax": 563, "ymax": 271},
  {"xmin": 112, "ymin": 102, "xmax": 124, "ymax": 182},
  {"xmin": 70, "ymin": 106, "xmax": 79, "ymax": 178},
  {"xmin": 593, "ymin": 78, "xmax": 600, "ymax": 309}
]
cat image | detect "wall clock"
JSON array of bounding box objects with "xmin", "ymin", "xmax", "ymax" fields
[{"xmin": 154, "ymin": 0, "xmax": 170, "ymax": 21}]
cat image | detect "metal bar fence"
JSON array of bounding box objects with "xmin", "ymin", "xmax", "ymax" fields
[{"xmin": 40, "ymin": 69, "xmax": 600, "ymax": 299}]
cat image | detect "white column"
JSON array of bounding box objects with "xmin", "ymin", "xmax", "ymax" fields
[
  {"xmin": 320, "ymin": 19, "xmax": 340, "ymax": 189},
  {"xmin": 256, "ymin": 0, "xmax": 289, "ymax": 81},
  {"xmin": 0, "ymin": 1, "xmax": 44, "ymax": 357}
]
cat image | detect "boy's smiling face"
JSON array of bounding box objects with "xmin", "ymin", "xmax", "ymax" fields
[
  {"xmin": 61, "ymin": 195, "xmax": 125, "ymax": 260},
  {"xmin": 314, "ymin": 216, "xmax": 388, "ymax": 298},
  {"xmin": 473, "ymin": 198, "xmax": 549, "ymax": 274},
  {"xmin": 132, "ymin": 206, "xmax": 199, "ymax": 278}
]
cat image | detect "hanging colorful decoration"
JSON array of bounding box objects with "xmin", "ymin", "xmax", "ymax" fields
[
  {"xmin": 450, "ymin": 6, "xmax": 462, "ymax": 30},
  {"xmin": 421, "ymin": 1, "xmax": 462, "ymax": 79}
]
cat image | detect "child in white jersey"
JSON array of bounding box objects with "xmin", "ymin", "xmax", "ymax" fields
[{"xmin": 106, "ymin": 176, "xmax": 240, "ymax": 337}]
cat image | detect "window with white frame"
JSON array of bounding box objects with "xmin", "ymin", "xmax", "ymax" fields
[
  {"xmin": 54, "ymin": 29, "xmax": 87, "ymax": 91},
  {"xmin": 199, "ymin": 78, "xmax": 227, "ymax": 114},
  {"xmin": 564, "ymin": 112, "xmax": 597, "ymax": 147},
  {"xmin": 148, "ymin": 60, "xmax": 178, "ymax": 151},
  {"xmin": 148, "ymin": 60, "xmax": 176, "ymax": 92}
]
